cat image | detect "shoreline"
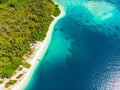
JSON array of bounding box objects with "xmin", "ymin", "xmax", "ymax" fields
[{"xmin": 11, "ymin": 2, "xmax": 65, "ymax": 90}]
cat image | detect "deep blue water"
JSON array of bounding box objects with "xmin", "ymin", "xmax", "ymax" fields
[{"xmin": 25, "ymin": 0, "xmax": 120, "ymax": 90}]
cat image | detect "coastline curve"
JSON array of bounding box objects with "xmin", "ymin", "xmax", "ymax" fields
[{"xmin": 12, "ymin": 1, "xmax": 66, "ymax": 90}]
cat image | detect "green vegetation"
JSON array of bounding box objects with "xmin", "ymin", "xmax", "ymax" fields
[
  {"xmin": 5, "ymin": 79, "xmax": 17, "ymax": 88},
  {"xmin": 0, "ymin": 80, "xmax": 3, "ymax": 84},
  {"xmin": 0, "ymin": 0, "xmax": 60, "ymax": 78},
  {"xmin": 53, "ymin": 5, "xmax": 61, "ymax": 16},
  {"xmin": 22, "ymin": 62, "xmax": 31, "ymax": 68},
  {"xmin": 16, "ymin": 73, "xmax": 23, "ymax": 79},
  {"xmin": 18, "ymin": 66, "xmax": 23, "ymax": 71}
]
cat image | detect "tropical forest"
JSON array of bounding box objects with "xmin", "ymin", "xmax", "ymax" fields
[{"xmin": 0, "ymin": 0, "xmax": 60, "ymax": 78}]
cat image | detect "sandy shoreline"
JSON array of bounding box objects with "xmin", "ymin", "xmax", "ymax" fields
[
  {"xmin": 0, "ymin": 1, "xmax": 65, "ymax": 90},
  {"xmin": 9, "ymin": 2, "xmax": 65, "ymax": 90}
]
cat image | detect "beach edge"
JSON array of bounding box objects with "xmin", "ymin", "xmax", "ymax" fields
[{"xmin": 12, "ymin": 1, "xmax": 65, "ymax": 90}]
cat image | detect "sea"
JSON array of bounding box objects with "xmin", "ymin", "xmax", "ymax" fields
[{"xmin": 25, "ymin": 0, "xmax": 120, "ymax": 90}]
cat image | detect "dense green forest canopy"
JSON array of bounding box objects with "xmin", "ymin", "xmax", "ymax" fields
[{"xmin": 0, "ymin": 0, "xmax": 60, "ymax": 78}]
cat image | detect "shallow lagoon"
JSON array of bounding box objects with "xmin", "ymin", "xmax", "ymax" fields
[{"xmin": 26, "ymin": 0, "xmax": 120, "ymax": 90}]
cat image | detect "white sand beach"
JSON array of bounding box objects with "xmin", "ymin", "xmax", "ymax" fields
[{"xmin": 0, "ymin": 3, "xmax": 65, "ymax": 90}]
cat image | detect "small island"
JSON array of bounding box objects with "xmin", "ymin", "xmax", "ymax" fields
[{"xmin": 0, "ymin": 0, "xmax": 61, "ymax": 89}]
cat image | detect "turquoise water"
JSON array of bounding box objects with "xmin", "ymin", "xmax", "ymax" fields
[{"xmin": 25, "ymin": 0, "xmax": 120, "ymax": 90}]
